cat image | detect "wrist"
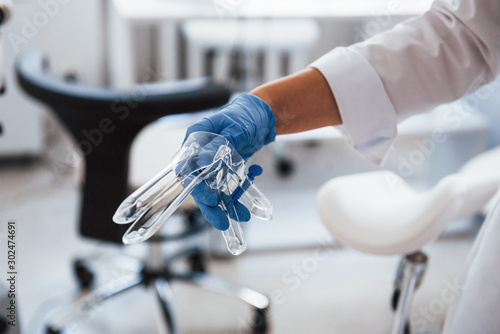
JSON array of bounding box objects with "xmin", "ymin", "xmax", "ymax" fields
[
  {"xmin": 240, "ymin": 93, "xmax": 276, "ymax": 145},
  {"xmin": 249, "ymin": 90, "xmax": 277, "ymax": 117}
]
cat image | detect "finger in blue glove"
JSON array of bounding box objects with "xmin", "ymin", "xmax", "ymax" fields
[{"xmin": 192, "ymin": 191, "xmax": 251, "ymax": 230}]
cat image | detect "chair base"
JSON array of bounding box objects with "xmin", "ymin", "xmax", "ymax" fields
[{"xmin": 45, "ymin": 247, "xmax": 269, "ymax": 334}]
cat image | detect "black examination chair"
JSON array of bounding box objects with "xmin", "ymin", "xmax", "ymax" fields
[{"xmin": 16, "ymin": 51, "xmax": 269, "ymax": 334}]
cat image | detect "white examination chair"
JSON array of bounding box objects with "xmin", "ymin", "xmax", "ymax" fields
[{"xmin": 318, "ymin": 146, "xmax": 500, "ymax": 334}]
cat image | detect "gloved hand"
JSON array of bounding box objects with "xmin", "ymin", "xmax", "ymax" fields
[{"xmin": 184, "ymin": 94, "xmax": 276, "ymax": 230}]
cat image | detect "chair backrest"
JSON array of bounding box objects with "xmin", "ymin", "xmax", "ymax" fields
[{"xmin": 15, "ymin": 51, "xmax": 230, "ymax": 243}]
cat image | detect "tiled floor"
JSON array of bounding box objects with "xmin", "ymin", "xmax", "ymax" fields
[{"xmin": 0, "ymin": 155, "xmax": 476, "ymax": 334}]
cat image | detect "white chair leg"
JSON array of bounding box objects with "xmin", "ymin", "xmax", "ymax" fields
[{"xmin": 391, "ymin": 252, "xmax": 428, "ymax": 334}]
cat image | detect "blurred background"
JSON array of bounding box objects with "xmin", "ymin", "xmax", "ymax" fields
[{"xmin": 1, "ymin": 0, "xmax": 500, "ymax": 333}]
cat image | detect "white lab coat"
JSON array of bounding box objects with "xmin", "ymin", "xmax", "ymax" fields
[{"xmin": 310, "ymin": 0, "xmax": 500, "ymax": 332}]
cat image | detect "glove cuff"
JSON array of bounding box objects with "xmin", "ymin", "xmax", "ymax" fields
[{"xmin": 243, "ymin": 93, "xmax": 277, "ymax": 145}]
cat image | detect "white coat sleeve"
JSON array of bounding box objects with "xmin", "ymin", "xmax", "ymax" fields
[
  {"xmin": 440, "ymin": 200, "xmax": 500, "ymax": 334},
  {"xmin": 310, "ymin": 0, "xmax": 500, "ymax": 164}
]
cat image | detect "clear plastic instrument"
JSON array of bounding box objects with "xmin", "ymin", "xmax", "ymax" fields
[{"xmin": 113, "ymin": 132, "xmax": 273, "ymax": 255}]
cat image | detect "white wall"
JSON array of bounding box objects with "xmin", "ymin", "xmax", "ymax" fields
[
  {"xmin": 9, "ymin": 0, "xmax": 104, "ymax": 83},
  {"xmin": 0, "ymin": 0, "xmax": 104, "ymax": 157}
]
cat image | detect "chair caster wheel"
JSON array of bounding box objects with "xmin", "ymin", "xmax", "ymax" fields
[
  {"xmin": 0, "ymin": 316, "xmax": 8, "ymax": 334},
  {"xmin": 276, "ymin": 158, "xmax": 294, "ymax": 178},
  {"xmin": 404, "ymin": 322, "xmax": 410, "ymax": 334},
  {"xmin": 391, "ymin": 288, "xmax": 400, "ymax": 310},
  {"xmin": 46, "ymin": 326, "xmax": 62, "ymax": 334},
  {"xmin": 189, "ymin": 249, "xmax": 206, "ymax": 273},
  {"xmin": 74, "ymin": 259, "xmax": 94, "ymax": 290},
  {"xmin": 251, "ymin": 308, "xmax": 269, "ymax": 334}
]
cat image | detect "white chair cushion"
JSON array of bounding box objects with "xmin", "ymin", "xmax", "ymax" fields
[{"xmin": 318, "ymin": 150, "xmax": 500, "ymax": 255}]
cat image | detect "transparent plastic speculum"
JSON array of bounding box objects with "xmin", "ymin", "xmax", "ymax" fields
[{"xmin": 113, "ymin": 132, "xmax": 273, "ymax": 255}]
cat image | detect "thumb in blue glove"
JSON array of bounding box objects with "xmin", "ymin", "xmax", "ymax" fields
[{"xmin": 184, "ymin": 94, "xmax": 276, "ymax": 230}]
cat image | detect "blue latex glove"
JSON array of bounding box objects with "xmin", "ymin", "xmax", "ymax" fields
[{"xmin": 184, "ymin": 94, "xmax": 276, "ymax": 230}]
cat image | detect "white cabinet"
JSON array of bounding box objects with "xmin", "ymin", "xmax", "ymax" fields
[
  {"xmin": 0, "ymin": 2, "xmax": 43, "ymax": 157},
  {"xmin": 0, "ymin": 0, "xmax": 104, "ymax": 158}
]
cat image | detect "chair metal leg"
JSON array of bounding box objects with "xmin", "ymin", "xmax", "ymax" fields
[
  {"xmin": 46, "ymin": 272, "xmax": 142, "ymax": 333},
  {"xmin": 175, "ymin": 272, "xmax": 269, "ymax": 310},
  {"xmin": 174, "ymin": 272, "xmax": 270, "ymax": 333},
  {"xmin": 391, "ymin": 252, "xmax": 428, "ymax": 334},
  {"xmin": 45, "ymin": 248, "xmax": 269, "ymax": 334},
  {"xmin": 251, "ymin": 307, "xmax": 269, "ymax": 334},
  {"xmin": 153, "ymin": 277, "xmax": 180, "ymax": 334}
]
